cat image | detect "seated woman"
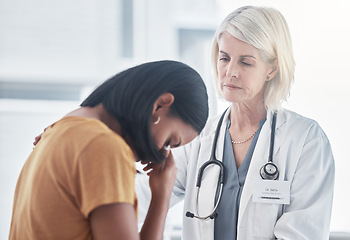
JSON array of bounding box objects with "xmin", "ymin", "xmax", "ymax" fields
[{"xmin": 9, "ymin": 60, "xmax": 209, "ymax": 240}]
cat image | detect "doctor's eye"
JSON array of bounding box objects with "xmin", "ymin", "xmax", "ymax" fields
[
  {"xmin": 241, "ymin": 61, "xmax": 252, "ymax": 66},
  {"xmin": 219, "ymin": 57, "xmax": 230, "ymax": 62}
]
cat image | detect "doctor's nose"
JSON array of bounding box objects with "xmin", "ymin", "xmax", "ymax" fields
[{"xmin": 225, "ymin": 63, "xmax": 239, "ymax": 79}]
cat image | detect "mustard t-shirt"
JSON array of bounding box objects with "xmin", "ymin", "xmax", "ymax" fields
[{"xmin": 9, "ymin": 117, "xmax": 137, "ymax": 240}]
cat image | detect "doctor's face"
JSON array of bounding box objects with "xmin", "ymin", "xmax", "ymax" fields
[{"xmin": 217, "ymin": 32, "xmax": 274, "ymax": 105}]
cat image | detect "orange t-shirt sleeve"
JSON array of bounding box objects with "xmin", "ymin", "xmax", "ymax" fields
[{"xmin": 74, "ymin": 133, "xmax": 136, "ymax": 218}]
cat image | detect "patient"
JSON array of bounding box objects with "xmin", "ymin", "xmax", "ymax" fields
[{"xmin": 9, "ymin": 60, "xmax": 209, "ymax": 240}]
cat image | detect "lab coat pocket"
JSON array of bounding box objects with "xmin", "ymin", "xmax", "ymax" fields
[{"xmin": 253, "ymin": 203, "xmax": 279, "ymax": 238}]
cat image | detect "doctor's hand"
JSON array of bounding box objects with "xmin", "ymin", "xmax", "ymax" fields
[
  {"xmin": 143, "ymin": 151, "xmax": 177, "ymax": 201},
  {"xmin": 33, "ymin": 127, "xmax": 47, "ymax": 146}
]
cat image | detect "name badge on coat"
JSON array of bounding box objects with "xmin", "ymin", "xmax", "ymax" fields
[{"xmin": 253, "ymin": 180, "xmax": 290, "ymax": 204}]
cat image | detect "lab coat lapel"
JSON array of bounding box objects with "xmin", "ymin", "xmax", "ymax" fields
[
  {"xmin": 237, "ymin": 111, "xmax": 285, "ymax": 227},
  {"xmin": 197, "ymin": 110, "xmax": 230, "ymax": 239}
]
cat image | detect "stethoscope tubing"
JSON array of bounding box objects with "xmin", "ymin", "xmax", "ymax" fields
[
  {"xmin": 196, "ymin": 160, "xmax": 224, "ymax": 187},
  {"xmin": 194, "ymin": 160, "xmax": 224, "ymax": 220},
  {"xmin": 187, "ymin": 110, "xmax": 279, "ymax": 220},
  {"xmin": 187, "ymin": 109, "xmax": 227, "ymax": 220}
]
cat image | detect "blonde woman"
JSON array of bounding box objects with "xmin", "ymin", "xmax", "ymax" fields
[{"xmin": 137, "ymin": 6, "xmax": 335, "ymax": 240}]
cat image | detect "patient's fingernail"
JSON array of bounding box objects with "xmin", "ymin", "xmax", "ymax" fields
[
  {"xmin": 163, "ymin": 145, "xmax": 170, "ymax": 157},
  {"xmin": 164, "ymin": 145, "xmax": 170, "ymax": 151}
]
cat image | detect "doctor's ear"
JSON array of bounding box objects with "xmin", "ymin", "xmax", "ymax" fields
[
  {"xmin": 266, "ymin": 59, "xmax": 278, "ymax": 81},
  {"xmin": 152, "ymin": 93, "xmax": 175, "ymax": 114}
]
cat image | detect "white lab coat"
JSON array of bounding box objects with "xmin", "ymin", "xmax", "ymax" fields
[{"xmin": 136, "ymin": 109, "xmax": 335, "ymax": 240}]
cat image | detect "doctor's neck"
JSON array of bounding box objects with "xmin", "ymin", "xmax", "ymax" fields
[{"xmin": 229, "ymin": 102, "xmax": 266, "ymax": 127}]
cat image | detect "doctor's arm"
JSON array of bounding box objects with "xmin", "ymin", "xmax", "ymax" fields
[{"xmin": 274, "ymin": 127, "xmax": 335, "ymax": 240}]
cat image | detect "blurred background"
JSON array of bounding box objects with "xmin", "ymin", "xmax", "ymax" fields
[{"xmin": 1, "ymin": 0, "xmax": 349, "ymax": 239}]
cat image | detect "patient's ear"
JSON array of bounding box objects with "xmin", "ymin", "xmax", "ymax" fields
[
  {"xmin": 151, "ymin": 92, "xmax": 175, "ymax": 116},
  {"xmin": 152, "ymin": 93, "xmax": 175, "ymax": 112}
]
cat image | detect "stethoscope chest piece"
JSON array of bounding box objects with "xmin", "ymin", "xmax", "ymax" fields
[
  {"xmin": 260, "ymin": 162, "xmax": 279, "ymax": 180},
  {"xmin": 260, "ymin": 112, "xmax": 279, "ymax": 180}
]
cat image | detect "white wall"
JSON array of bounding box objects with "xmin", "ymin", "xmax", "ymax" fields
[{"xmin": 0, "ymin": 0, "xmax": 121, "ymax": 84}]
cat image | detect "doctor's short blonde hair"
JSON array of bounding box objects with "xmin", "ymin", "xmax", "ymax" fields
[{"xmin": 211, "ymin": 6, "xmax": 295, "ymax": 111}]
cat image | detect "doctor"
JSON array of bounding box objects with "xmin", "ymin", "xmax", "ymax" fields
[{"xmin": 137, "ymin": 6, "xmax": 335, "ymax": 240}]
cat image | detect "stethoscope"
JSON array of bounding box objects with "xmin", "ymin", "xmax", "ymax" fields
[{"xmin": 186, "ymin": 110, "xmax": 279, "ymax": 220}]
